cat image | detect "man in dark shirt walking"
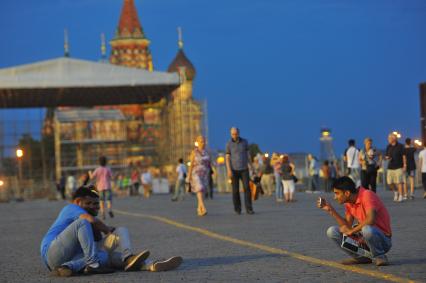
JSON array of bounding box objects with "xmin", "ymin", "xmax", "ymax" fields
[
  {"xmin": 385, "ymin": 134, "xmax": 406, "ymax": 202},
  {"xmin": 226, "ymin": 127, "xmax": 254, "ymax": 215},
  {"xmin": 404, "ymin": 138, "xmax": 417, "ymax": 199}
]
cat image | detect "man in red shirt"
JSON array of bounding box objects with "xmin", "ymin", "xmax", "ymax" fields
[{"xmin": 318, "ymin": 176, "xmax": 392, "ymax": 266}]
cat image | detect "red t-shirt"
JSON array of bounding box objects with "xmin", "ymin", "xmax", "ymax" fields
[{"xmin": 344, "ymin": 187, "xmax": 392, "ymax": 236}]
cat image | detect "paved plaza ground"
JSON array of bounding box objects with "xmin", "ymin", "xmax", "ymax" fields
[{"xmin": 0, "ymin": 188, "xmax": 425, "ymax": 283}]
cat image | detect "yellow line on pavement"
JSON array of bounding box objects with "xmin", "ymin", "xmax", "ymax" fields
[{"xmin": 115, "ymin": 210, "xmax": 417, "ymax": 283}]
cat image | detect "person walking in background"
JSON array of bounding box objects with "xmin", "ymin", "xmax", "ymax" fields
[
  {"xmin": 205, "ymin": 165, "xmax": 215, "ymax": 200},
  {"xmin": 321, "ymin": 161, "xmax": 331, "ymax": 192},
  {"xmin": 385, "ymin": 133, "xmax": 406, "ymax": 202},
  {"xmin": 404, "ymin": 138, "xmax": 417, "ymax": 199},
  {"xmin": 172, "ymin": 158, "xmax": 187, "ymax": 202},
  {"xmin": 130, "ymin": 168, "xmax": 140, "ymax": 196},
  {"xmin": 65, "ymin": 174, "xmax": 77, "ymax": 199},
  {"xmin": 89, "ymin": 156, "xmax": 114, "ymax": 219},
  {"xmin": 307, "ymin": 154, "xmax": 319, "ymax": 193},
  {"xmin": 226, "ymin": 127, "xmax": 254, "ymax": 214},
  {"xmin": 418, "ymin": 145, "xmax": 426, "ymax": 199},
  {"xmin": 140, "ymin": 168, "xmax": 153, "ymax": 199},
  {"xmin": 57, "ymin": 175, "xmax": 67, "ymax": 200},
  {"xmin": 260, "ymin": 155, "xmax": 274, "ymax": 196},
  {"xmin": 330, "ymin": 161, "xmax": 338, "ymax": 188},
  {"xmin": 280, "ymin": 154, "xmax": 296, "ymax": 202},
  {"xmin": 271, "ymin": 153, "xmax": 283, "ymax": 201},
  {"xmin": 344, "ymin": 139, "xmax": 361, "ymax": 187},
  {"xmin": 359, "ymin": 138, "xmax": 381, "ymax": 193},
  {"xmin": 188, "ymin": 136, "xmax": 210, "ymax": 216}
]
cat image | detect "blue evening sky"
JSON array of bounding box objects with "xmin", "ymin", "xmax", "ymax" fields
[{"xmin": 1, "ymin": 0, "xmax": 425, "ymax": 156}]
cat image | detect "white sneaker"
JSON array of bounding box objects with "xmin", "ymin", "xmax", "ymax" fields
[
  {"xmin": 403, "ymin": 195, "xmax": 408, "ymax": 201},
  {"xmin": 397, "ymin": 195, "xmax": 403, "ymax": 202},
  {"xmin": 393, "ymin": 193, "xmax": 398, "ymax": 202}
]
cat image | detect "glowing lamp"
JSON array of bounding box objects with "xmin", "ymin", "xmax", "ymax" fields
[
  {"xmin": 392, "ymin": 131, "xmax": 401, "ymax": 139},
  {"xmin": 414, "ymin": 139, "xmax": 423, "ymax": 147},
  {"xmin": 217, "ymin": 156, "xmax": 225, "ymax": 165},
  {"xmin": 16, "ymin": 149, "xmax": 24, "ymax": 158}
]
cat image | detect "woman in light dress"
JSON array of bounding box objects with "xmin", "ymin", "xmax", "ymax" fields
[{"xmin": 188, "ymin": 136, "xmax": 211, "ymax": 216}]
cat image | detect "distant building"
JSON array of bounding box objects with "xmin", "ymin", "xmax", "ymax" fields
[
  {"xmin": 0, "ymin": 0, "xmax": 206, "ymax": 181},
  {"xmin": 319, "ymin": 128, "xmax": 335, "ymax": 161}
]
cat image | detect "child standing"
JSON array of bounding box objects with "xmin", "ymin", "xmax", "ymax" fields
[{"xmin": 89, "ymin": 156, "xmax": 113, "ymax": 219}]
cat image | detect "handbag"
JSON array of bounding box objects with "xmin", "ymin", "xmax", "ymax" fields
[{"xmin": 292, "ymin": 174, "xmax": 298, "ymax": 183}]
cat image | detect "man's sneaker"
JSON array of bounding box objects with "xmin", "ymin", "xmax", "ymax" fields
[
  {"xmin": 124, "ymin": 250, "xmax": 151, "ymax": 271},
  {"xmin": 151, "ymin": 256, "xmax": 183, "ymax": 272},
  {"xmin": 84, "ymin": 264, "xmax": 115, "ymax": 275},
  {"xmin": 50, "ymin": 266, "xmax": 73, "ymax": 277},
  {"xmin": 409, "ymin": 194, "xmax": 415, "ymax": 200},
  {"xmin": 403, "ymin": 195, "xmax": 408, "ymax": 201},
  {"xmin": 375, "ymin": 255, "xmax": 389, "ymax": 266},
  {"xmin": 340, "ymin": 257, "xmax": 372, "ymax": 265},
  {"xmin": 393, "ymin": 193, "xmax": 398, "ymax": 202},
  {"xmin": 397, "ymin": 195, "xmax": 403, "ymax": 202}
]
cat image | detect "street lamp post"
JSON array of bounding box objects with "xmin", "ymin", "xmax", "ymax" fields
[
  {"xmin": 16, "ymin": 148, "xmax": 24, "ymax": 200},
  {"xmin": 16, "ymin": 148, "xmax": 23, "ymax": 180}
]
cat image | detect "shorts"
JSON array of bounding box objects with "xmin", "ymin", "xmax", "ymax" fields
[
  {"xmin": 406, "ymin": 170, "xmax": 415, "ymax": 178},
  {"xmin": 282, "ymin": 180, "xmax": 295, "ymax": 194},
  {"xmin": 99, "ymin": 189, "xmax": 112, "ymax": 202},
  {"xmin": 387, "ymin": 168, "xmax": 404, "ymax": 185}
]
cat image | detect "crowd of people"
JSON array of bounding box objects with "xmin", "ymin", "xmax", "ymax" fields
[{"xmin": 43, "ymin": 128, "xmax": 426, "ymax": 277}]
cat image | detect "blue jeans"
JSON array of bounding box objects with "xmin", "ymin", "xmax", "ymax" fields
[
  {"xmin": 46, "ymin": 218, "xmax": 108, "ymax": 272},
  {"xmin": 275, "ymin": 173, "xmax": 283, "ymax": 200},
  {"xmin": 326, "ymin": 225, "xmax": 392, "ymax": 259},
  {"xmin": 173, "ymin": 179, "xmax": 185, "ymax": 201}
]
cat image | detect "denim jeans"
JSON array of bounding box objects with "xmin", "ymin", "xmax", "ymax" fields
[
  {"xmin": 326, "ymin": 225, "xmax": 392, "ymax": 259},
  {"xmin": 274, "ymin": 173, "xmax": 283, "ymax": 200},
  {"xmin": 46, "ymin": 218, "xmax": 108, "ymax": 272},
  {"xmin": 172, "ymin": 179, "xmax": 185, "ymax": 201},
  {"xmin": 97, "ymin": 226, "xmax": 145, "ymax": 269}
]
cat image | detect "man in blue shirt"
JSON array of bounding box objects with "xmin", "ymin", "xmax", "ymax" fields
[
  {"xmin": 226, "ymin": 127, "xmax": 254, "ymax": 215},
  {"xmin": 40, "ymin": 187, "xmax": 147, "ymax": 277},
  {"xmin": 85, "ymin": 190, "xmax": 183, "ymax": 273}
]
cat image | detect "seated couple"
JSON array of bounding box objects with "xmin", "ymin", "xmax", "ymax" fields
[
  {"xmin": 318, "ymin": 177, "xmax": 392, "ymax": 266},
  {"xmin": 40, "ymin": 186, "xmax": 182, "ymax": 277}
]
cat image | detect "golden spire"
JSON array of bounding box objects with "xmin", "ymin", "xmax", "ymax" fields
[
  {"xmin": 64, "ymin": 29, "xmax": 70, "ymax": 57},
  {"xmin": 177, "ymin": 26, "xmax": 183, "ymax": 49},
  {"xmin": 100, "ymin": 33, "xmax": 106, "ymax": 61}
]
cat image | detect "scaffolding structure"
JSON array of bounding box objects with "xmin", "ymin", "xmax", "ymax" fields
[
  {"xmin": 164, "ymin": 98, "xmax": 204, "ymax": 165},
  {"xmin": 54, "ymin": 109, "xmax": 127, "ymax": 178}
]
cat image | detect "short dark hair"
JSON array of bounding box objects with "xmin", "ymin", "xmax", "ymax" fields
[
  {"xmin": 99, "ymin": 156, "xmax": 107, "ymax": 166},
  {"xmin": 332, "ymin": 176, "xmax": 357, "ymax": 194},
  {"xmin": 72, "ymin": 186, "xmax": 99, "ymax": 200},
  {"xmin": 348, "ymin": 139, "xmax": 355, "ymax": 146},
  {"xmin": 405, "ymin": 138, "xmax": 411, "ymax": 145},
  {"xmin": 178, "ymin": 158, "xmax": 183, "ymax": 163}
]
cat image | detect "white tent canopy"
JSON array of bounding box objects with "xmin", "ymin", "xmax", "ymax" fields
[{"xmin": 0, "ymin": 57, "xmax": 180, "ymax": 108}]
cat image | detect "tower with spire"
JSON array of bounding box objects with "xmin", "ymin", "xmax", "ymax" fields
[
  {"xmin": 164, "ymin": 27, "xmax": 204, "ymax": 164},
  {"xmin": 109, "ymin": 0, "xmax": 153, "ymax": 71}
]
